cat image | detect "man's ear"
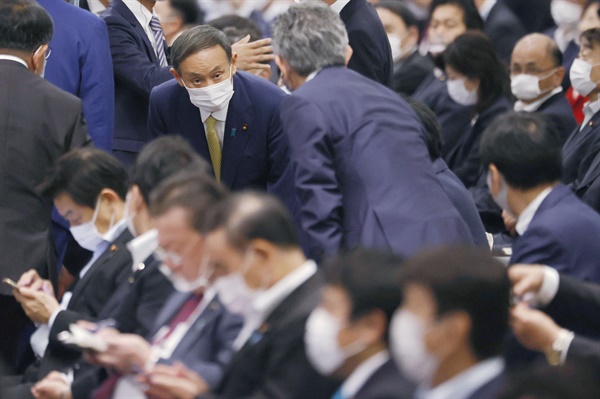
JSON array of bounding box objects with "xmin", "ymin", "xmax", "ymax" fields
[
  {"xmin": 170, "ymin": 68, "xmax": 185, "ymax": 87},
  {"xmin": 31, "ymin": 44, "xmax": 48, "ymax": 75},
  {"xmin": 231, "ymin": 53, "xmax": 238, "ymax": 75},
  {"xmin": 345, "ymin": 45, "xmax": 353, "ymax": 66},
  {"xmin": 488, "ymin": 164, "xmax": 502, "ymax": 196},
  {"xmin": 274, "ymin": 54, "xmax": 287, "ymax": 75}
]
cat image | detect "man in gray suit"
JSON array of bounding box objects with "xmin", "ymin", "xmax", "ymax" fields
[{"xmin": 0, "ymin": 0, "xmax": 90, "ymax": 372}]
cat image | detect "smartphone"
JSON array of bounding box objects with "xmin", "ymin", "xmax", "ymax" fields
[{"xmin": 2, "ymin": 278, "xmax": 20, "ymax": 290}]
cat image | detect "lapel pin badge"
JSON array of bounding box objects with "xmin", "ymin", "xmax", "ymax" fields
[
  {"xmin": 110, "ymin": 244, "xmax": 118, "ymax": 252},
  {"xmin": 242, "ymin": 123, "xmax": 248, "ymax": 132},
  {"xmin": 230, "ymin": 128, "xmax": 236, "ymax": 138},
  {"xmin": 590, "ymin": 121, "xmax": 595, "ymax": 127}
]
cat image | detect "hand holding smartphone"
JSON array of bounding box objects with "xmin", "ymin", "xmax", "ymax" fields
[{"xmin": 3, "ymin": 277, "xmax": 20, "ymax": 291}]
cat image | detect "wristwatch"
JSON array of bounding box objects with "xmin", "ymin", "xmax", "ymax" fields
[{"xmin": 545, "ymin": 328, "xmax": 574, "ymax": 366}]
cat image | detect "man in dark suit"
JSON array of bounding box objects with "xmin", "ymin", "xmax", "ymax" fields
[
  {"xmin": 304, "ymin": 249, "xmax": 414, "ymax": 399},
  {"xmin": 562, "ymin": 28, "xmax": 600, "ymax": 185},
  {"xmin": 475, "ymin": 0, "xmax": 526, "ymax": 65},
  {"xmin": 101, "ymin": 0, "xmax": 174, "ymax": 165},
  {"xmin": 148, "ymin": 26, "xmax": 297, "ymax": 217},
  {"xmin": 272, "ymin": 2, "xmax": 473, "ymax": 261},
  {"xmin": 3, "ymin": 149, "xmax": 131, "ymax": 398},
  {"xmin": 0, "ymin": 0, "xmax": 90, "ymax": 372},
  {"xmin": 509, "ymin": 264, "xmax": 600, "ymax": 370},
  {"xmin": 480, "ymin": 112, "xmax": 600, "ymax": 283},
  {"xmin": 138, "ymin": 192, "xmax": 340, "ymax": 399},
  {"xmin": 375, "ymin": 0, "xmax": 434, "ymax": 96},
  {"xmin": 407, "ymin": 97, "xmax": 489, "ymax": 248},
  {"xmin": 322, "ymin": 0, "xmax": 393, "ymax": 87},
  {"xmin": 511, "ymin": 34, "xmax": 577, "ymax": 144},
  {"xmin": 390, "ymin": 247, "xmax": 510, "ymax": 399}
]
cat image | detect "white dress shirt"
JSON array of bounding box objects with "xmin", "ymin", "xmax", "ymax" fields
[
  {"xmin": 122, "ymin": 0, "xmax": 160, "ymax": 56},
  {"xmin": 198, "ymin": 101, "xmax": 231, "ymax": 148},
  {"xmin": 554, "ymin": 26, "xmax": 578, "ymax": 53},
  {"xmin": 339, "ymin": 350, "xmax": 390, "ymax": 398},
  {"xmin": 126, "ymin": 228, "xmax": 159, "ymax": 272},
  {"xmin": 580, "ymin": 97, "xmax": 600, "ymax": 131},
  {"xmin": 0, "ymin": 54, "xmax": 28, "ymax": 68},
  {"xmin": 514, "ymin": 87, "xmax": 563, "ymax": 112},
  {"xmin": 233, "ymin": 260, "xmax": 318, "ymax": 350},
  {"xmin": 478, "ymin": 0, "xmax": 497, "ymax": 21},
  {"xmin": 515, "ymin": 186, "xmax": 554, "ymax": 236},
  {"xmin": 330, "ymin": 0, "xmax": 352, "ymax": 14},
  {"xmin": 416, "ymin": 357, "xmax": 505, "ymax": 399}
]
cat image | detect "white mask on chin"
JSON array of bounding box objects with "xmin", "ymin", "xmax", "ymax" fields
[
  {"xmin": 551, "ymin": 0, "xmax": 583, "ymax": 27},
  {"xmin": 70, "ymin": 198, "xmax": 113, "ymax": 252},
  {"xmin": 511, "ymin": 69, "xmax": 557, "ymax": 101},
  {"xmin": 447, "ymin": 77, "xmax": 478, "ymax": 106},
  {"xmin": 570, "ymin": 58, "xmax": 600, "ymax": 97},
  {"xmin": 487, "ymin": 172, "xmax": 515, "ymax": 217},
  {"xmin": 184, "ymin": 64, "xmax": 234, "ymax": 113}
]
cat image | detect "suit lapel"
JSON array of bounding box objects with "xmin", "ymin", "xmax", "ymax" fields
[
  {"xmin": 221, "ymin": 75, "xmax": 255, "ymax": 187},
  {"xmin": 112, "ymin": 0, "xmax": 159, "ymax": 65},
  {"xmin": 150, "ymin": 291, "xmax": 193, "ymax": 337},
  {"xmin": 564, "ymin": 112, "xmax": 600, "ymax": 158},
  {"xmin": 176, "ymin": 89, "xmax": 212, "ymax": 162},
  {"xmin": 579, "ymin": 151, "xmax": 600, "ymax": 187}
]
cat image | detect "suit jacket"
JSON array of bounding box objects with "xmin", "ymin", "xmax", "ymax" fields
[
  {"xmin": 575, "ymin": 142, "xmax": 600, "ymax": 213},
  {"xmin": 562, "ymin": 110, "xmax": 600, "ymax": 184},
  {"xmin": 148, "ymin": 72, "xmax": 297, "ymax": 217},
  {"xmin": 433, "ymin": 158, "xmax": 489, "ymax": 248},
  {"xmin": 341, "ymin": 0, "xmax": 393, "ymax": 87},
  {"xmin": 207, "ymin": 273, "xmax": 339, "ymax": 399},
  {"xmin": 102, "ymin": 0, "xmax": 173, "ymax": 165},
  {"xmin": 567, "ymin": 335, "xmax": 600, "ymax": 372},
  {"xmin": 448, "ymin": 96, "xmax": 513, "ymax": 188},
  {"xmin": 484, "ymin": 1, "xmax": 526, "ymax": 65},
  {"xmin": 546, "ymin": 27, "xmax": 579, "ymax": 91},
  {"xmin": 391, "ymin": 50, "xmax": 434, "ymax": 96},
  {"xmin": 537, "ymin": 91, "xmax": 578, "ymax": 145},
  {"xmin": 280, "ymin": 66, "xmax": 473, "ymax": 261},
  {"xmin": 510, "ymin": 184, "xmax": 600, "ymax": 283},
  {"xmin": 412, "ymin": 72, "xmax": 473, "ymax": 162},
  {"xmin": 353, "ymin": 359, "xmax": 414, "ymax": 399},
  {"xmin": 38, "ymin": 0, "xmax": 114, "ymax": 152},
  {"xmin": 0, "ymin": 60, "xmax": 90, "ymax": 296}
]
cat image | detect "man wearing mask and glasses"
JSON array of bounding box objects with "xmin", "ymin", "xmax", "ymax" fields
[
  {"xmin": 0, "ymin": 0, "xmax": 90, "ymax": 372},
  {"xmin": 147, "ymin": 26, "xmax": 298, "ymax": 222}
]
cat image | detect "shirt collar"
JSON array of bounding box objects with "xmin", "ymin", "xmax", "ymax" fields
[
  {"xmin": 341, "ymin": 350, "xmax": 390, "ymax": 398},
  {"xmin": 252, "ymin": 260, "xmax": 317, "ymax": 320},
  {"xmin": 516, "ymin": 186, "xmax": 554, "ymax": 236},
  {"xmin": 126, "ymin": 229, "xmax": 159, "ymax": 272},
  {"xmin": 0, "ymin": 55, "xmax": 28, "ymax": 68},
  {"xmin": 417, "ymin": 357, "xmax": 505, "ymax": 399},
  {"xmin": 583, "ymin": 97, "xmax": 600, "ymax": 120},
  {"xmin": 122, "ymin": 0, "xmax": 154, "ymax": 29},
  {"xmin": 514, "ymin": 87, "xmax": 563, "ymax": 112},
  {"xmin": 330, "ymin": 0, "xmax": 352, "ymax": 14},
  {"xmin": 199, "ymin": 101, "xmax": 231, "ymax": 124},
  {"xmin": 478, "ymin": 0, "xmax": 497, "ymax": 21}
]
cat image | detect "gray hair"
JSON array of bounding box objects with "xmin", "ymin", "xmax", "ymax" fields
[{"xmin": 272, "ymin": 1, "xmax": 348, "ymax": 76}]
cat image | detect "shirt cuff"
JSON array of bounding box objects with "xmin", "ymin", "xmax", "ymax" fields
[
  {"xmin": 537, "ymin": 267, "xmax": 560, "ymax": 306},
  {"xmin": 49, "ymin": 308, "xmax": 62, "ymax": 330},
  {"xmin": 560, "ymin": 333, "xmax": 575, "ymax": 365}
]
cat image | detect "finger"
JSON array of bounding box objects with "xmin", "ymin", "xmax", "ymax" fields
[
  {"xmin": 234, "ymin": 34, "xmax": 251, "ymax": 45},
  {"xmin": 247, "ymin": 38, "xmax": 272, "ymax": 49},
  {"xmin": 16, "ymin": 286, "xmax": 38, "ymax": 298},
  {"xmin": 18, "ymin": 269, "xmax": 38, "ymax": 286}
]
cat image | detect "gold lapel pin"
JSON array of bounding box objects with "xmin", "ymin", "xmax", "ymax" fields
[
  {"xmin": 110, "ymin": 244, "xmax": 118, "ymax": 252},
  {"xmin": 242, "ymin": 124, "xmax": 248, "ymax": 131}
]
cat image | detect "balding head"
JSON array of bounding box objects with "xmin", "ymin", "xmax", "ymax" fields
[{"xmin": 510, "ymin": 33, "xmax": 565, "ymax": 103}]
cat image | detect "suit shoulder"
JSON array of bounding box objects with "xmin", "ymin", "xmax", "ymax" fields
[
  {"xmin": 37, "ymin": 77, "xmax": 83, "ymax": 109},
  {"xmin": 235, "ymin": 72, "xmax": 286, "ymax": 101}
]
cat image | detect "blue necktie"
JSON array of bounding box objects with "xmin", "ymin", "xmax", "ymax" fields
[
  {"xmin": 149, "ymin": 16, "xmax": 168, "ymax": 67},
  {"xmin": 331, "ymin": 387, "xmax": 346, "ymax": 399}
]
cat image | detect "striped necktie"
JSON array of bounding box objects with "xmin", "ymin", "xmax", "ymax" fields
[
  {"xmin": 149, "ymin": 15, "xmax": 168, "ymax": 67},
  {"xmin": 205, "ymin": 115, "xmax": 222, "ymax": 181}
]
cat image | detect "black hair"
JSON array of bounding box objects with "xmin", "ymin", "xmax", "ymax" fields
[
  {"xmin": 208, "ymin": 14, "xmax": 264, "ymax": 43},
  {"xmin": 202, "ymin": 191, "xmax": 299, "ymax": 251},
  {"xmin": 130, "ymin": 136, "xmax": 211, "ymax": 205},
  {"xmin": 580, "ymin": 27, "xmax": 600, "ymax": 48},
  {"xmin": 480, "ymin": 112, "xmax": 562, "ymax": 189},
  {"xmin": 170, "ymin": 0, "xmax": 205, "ymax": 25},
  {"xmin": 324, "ymin": 248, "xmax": 405, "ymax": 343},
  {"xmin": 374, "ymin": 0, "xmax": 418, "ymax": 29},
  {"xmin": 548, "ymin": 39, "xmax": 563, "ymax": 68},
  {"xmin": 149, "ymin": 171, "xmax": 228, "ymax": 233},
  {"xmin": 171, "ymin": 25, "xmax": 232, "ymax": 71},
  {"xmin": 444, "ymin": 31, "xmax": 509, "ymax": 113},
  {"xmin": 401, "ymin": 246, "xmax": 510, "ymax": 361},
  {"xmin": 39, "ymin": 148, "xmax": 128, "ymax": 207},
  {"xmin": 0, "ymin": 0, "xmax": 53, "ymax": 53},
  {"xmin": 403, "ymin": 96, "xmax": 443, "ymax": 161},
  {"xmin": 430, "ymin": 0, "xmax": 484, "ymax": 31}
]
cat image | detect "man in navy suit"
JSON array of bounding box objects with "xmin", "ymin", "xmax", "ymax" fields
[
  {"xmin": 321, "ymin": 0, "xmax": 393, "ymax": 87},
  {"xmin": 272, "ymin": 2, "xmax": 473, "ymax": 261},
  {"xmin": 480, "ymin": 112, "xmax": 600, "ymax": 283},
  {"xmin": 391, "ymin": 247, "xmax": 510, "ymax": 399},
  {"xmin": 511, "ymin": 34, "xmax": 577, "ymax": 144},
  {"xmin": 304, "ymin": 249, "xmax": 414, "ymax": 399},
  {"xmin": 475, "ymin": 0, "xmax": 526, "ymax": 65},
  {"xmin": 148, "ymin": 26, "xmax": 296, "ymax": 218},
  {"xmin": 102, "ymin": 0, "xmax": 174, "ymax": 166}
]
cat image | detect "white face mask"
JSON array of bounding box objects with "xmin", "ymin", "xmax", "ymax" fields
[
  {"xmin": 212, "ymin": 249, "xmax": 264, "ymax": 317},
  {"xmin": 551, "ymin": 0, "xmax": 583, "ymax": 27},
  {"xmin": 390, "ymin": 309, "xmax": 439, "ymax": 385},
  {"xmin": 487, "ymin": 172, "xmax": 514, "ymax": 217},
  {"xmin": 511, "ymin": 69, "xmax": 557, "ymax": 101},
  {"xmin": 570, "ymin": 58, "xmax": 600, "ymax": 96},
  {"xmin": 388, "ymin": 32, "xmax": 411, "ymax": 62},
  {"xmin": 447, "ymin": 78, "xmax": 478, "ymax": 106},
  {"xmin": 158, "ymin": 260, "xmax": 212, "ymax": 293},
  {"xmin": 428, "ymin": 42, "xmax": 447, "ymax": 55},
  {"xmin": 183, "ymin": 64, "xmax": 234, "ymax": 114},
  {"xmin": 304, "ymin": 307, "xmax": 367, "ymax": 375},
  {"xmin": 70, "ymin": 198, "xmax": 111, "ymax": 252},
  {"xmin": 123, "ymin": 192, "xmax": 138, "ymax": 237}
]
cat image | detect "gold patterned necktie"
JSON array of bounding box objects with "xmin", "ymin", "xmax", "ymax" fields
[{"xmin": 205, "ymin": 115, "xmax": 222, "ymax": 181}]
